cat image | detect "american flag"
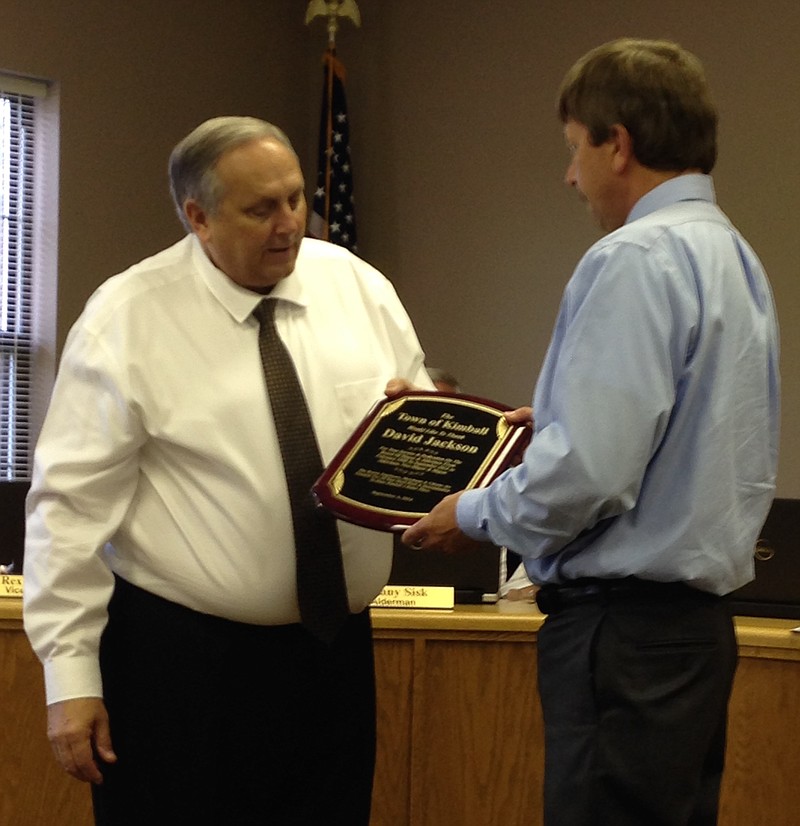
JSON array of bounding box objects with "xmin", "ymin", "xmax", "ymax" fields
[{"xmin": 308, "ymin": 48, "xmax": 358, "ymax": 253}]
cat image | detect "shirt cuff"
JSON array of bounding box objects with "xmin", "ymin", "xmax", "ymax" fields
[
  {"xmin": 43, "ymin": 655, "xmax": 104, "ymax": 706},
  {"xmin": 456, "ymin": 488, "xmax": 490, "ymax": 541}
]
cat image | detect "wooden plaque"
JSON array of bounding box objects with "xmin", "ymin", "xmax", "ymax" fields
[{"xmin": 312, "ymin": 392, "xmax": 531, "ymax": 531}]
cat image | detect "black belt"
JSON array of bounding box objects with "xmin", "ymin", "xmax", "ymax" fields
[{"xmin": 535, "ymin": 576, "xmax": 716, "ymax": 615}]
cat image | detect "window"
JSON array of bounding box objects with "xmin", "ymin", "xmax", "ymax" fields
[{"xmin": 0, "ymin": 73, "xmax": 57, "ymax": 481}]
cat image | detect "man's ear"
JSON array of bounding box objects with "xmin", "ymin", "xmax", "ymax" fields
[
  {"xmin": 608, "ymin": 124, "xmax": 634, "ymax": 174},
  {"xmin": 183, "ymin": 199, "xmax": 210, "ymax": 240}
]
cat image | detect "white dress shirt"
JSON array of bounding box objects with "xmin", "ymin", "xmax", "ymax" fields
[{"xmin": 24, "ymin": 235, "xmax": 432, "ymax": 704}]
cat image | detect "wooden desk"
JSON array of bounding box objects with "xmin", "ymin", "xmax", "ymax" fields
[
  {"xmin": 0, "ymin": 599, "xmax": 94, "ymax": 826},
  {"xmin": 4, "ymin": 599, "xmax": 800, "ymax": 826},
  {"xmin": 370, "ymin": 604, "xmax": 800, "ymax": 826},
  {"xmin": 371, "ymin": 603, "xmax": 544, "ymax": 826}
]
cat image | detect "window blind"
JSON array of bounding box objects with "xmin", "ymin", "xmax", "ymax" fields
[{"xmin": 1, "ymin": 75, "xmax": 46, "ymax": 480}]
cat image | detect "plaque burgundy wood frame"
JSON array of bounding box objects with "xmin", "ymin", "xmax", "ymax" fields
[{"xmin": 312, "ymin": 391, "xmax": 531, "ymax": 531}]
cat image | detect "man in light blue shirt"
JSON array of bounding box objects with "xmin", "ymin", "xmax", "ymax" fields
[{"xmin": 404, "ymin": 39, "xmax": 779, "ymax": 825}]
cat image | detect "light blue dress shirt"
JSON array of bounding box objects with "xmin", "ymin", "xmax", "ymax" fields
[{"xmin": 457, "ymin": 175, "xmax": 780, "ymax": 594}]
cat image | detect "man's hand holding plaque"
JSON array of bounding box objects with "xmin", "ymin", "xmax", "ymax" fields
[{"xmin": 313, "ymin": 390, "xmax": 531, "ymax": 532}]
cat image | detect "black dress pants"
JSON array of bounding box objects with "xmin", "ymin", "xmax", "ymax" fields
[
  {"xmin": 536, "ymin": 584, "xmax": 737, "ymax": 826},
  {"xmin": 92, "ymin": 577, "xmax": 376, "ymax": 826}
]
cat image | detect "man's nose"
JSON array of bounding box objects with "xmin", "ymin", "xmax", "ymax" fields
[{"xmin": 274, "ymin": 203, "xmax": 299, "ymax": 232}]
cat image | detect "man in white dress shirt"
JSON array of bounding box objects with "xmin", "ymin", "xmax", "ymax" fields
[{"xmin": 24, "ymin": 116, "xmax": 432, "ymax": 825}]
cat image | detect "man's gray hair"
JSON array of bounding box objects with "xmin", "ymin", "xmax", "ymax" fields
[{"xmin": 168, "ymin": 116, "xmax": 296, "ymax": 232}]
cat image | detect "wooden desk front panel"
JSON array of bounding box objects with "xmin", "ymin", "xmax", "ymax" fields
[
  {"xmin": 371, "ymin": 638, "xmax": 416, "ymax": 825},
  {"xmin": 720, "ymin": 656, "xmax": 800, "ymax": 826},
  {"xmin": 0, "ymin": 624, "xmax": 93, "ymax": 826},
  {"xmin": 5, "ymin": 605, "xmax": 800, "ymax": 826},
  {"xmin": 373, "ymin": 631, "xmax": 543, "ymax": 826},
  {"xmin": 372, "ymin": 621, "xmax": 800, "ymax": 826}
]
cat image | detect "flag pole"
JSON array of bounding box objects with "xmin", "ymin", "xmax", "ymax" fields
[
  {"xmin": 306, "ymin": 0, "xmax": 361, "ymax": 253},
  {"xmin": 321, "ymin": 48, "xmax": 335, "ymax": 241}
]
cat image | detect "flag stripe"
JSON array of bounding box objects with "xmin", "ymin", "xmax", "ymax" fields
[{"xmin": 309, "ymin": 47, "xmax": 358, "ymax": 253}]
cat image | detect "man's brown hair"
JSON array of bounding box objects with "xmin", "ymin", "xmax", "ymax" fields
[{"xmin": 558, "ymin": 38, "xmax": 717, "ymax": 174}]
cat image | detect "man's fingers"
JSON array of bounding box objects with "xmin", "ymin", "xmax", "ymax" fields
[
  {"xmin": 385, "ymin": 378, "xmax": 413, "ymax": 397},
  {"xmin": 503, "ymin": 406, "xmax": 534, "ymax": 426},
  {"xmin": 402, "ymin": 525, "xmax": 425, "ymax": 549},
  {"xmin": 47, "ymin": 698, "xmax": 115, "ymax": 785},
  {"xmin": 51, "ymin": 730, "xmax": 103, "ymax": 784},
  {"xmin": 93, "ymin": 714, "xmax": 118, "ymax": 766}
]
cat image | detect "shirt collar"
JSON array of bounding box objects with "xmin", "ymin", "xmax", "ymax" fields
[
  {"xmin": 626, "ymin": 173, "xmax": 716, "ymax": 225},
  {"xmin": 190, "ymin": 235, "xmax": 310, "ymax": 323}
]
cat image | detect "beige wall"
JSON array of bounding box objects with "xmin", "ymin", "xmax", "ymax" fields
[
  {"xmin": 3, "ymin": 1, "xmax": 799, "ymax": 493},
  {"xmin": 323, "ymin": 1, "xmax": 800, "ymax": 495},
  {"xmin": 1, "ymin": 0, "xmax": 316, "ymax": 331}
]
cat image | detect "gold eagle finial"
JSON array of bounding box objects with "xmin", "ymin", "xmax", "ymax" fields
[{"xmin": 305, "ymin": 1, "xmax": 361, "ymax": 45}]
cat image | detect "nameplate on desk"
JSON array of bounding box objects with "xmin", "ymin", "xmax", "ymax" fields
[
  {"xmin": 0, "ymin": 574, "xmax": 23, "ymax": 598},
  {"xmin": 370, "ymin": 585, "xmax": 455, "ymax": 609}
]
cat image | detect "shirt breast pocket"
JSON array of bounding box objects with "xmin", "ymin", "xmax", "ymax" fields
[{"xmin": 333, "ymin": 377, "xmax": 386, "ymax": 433}]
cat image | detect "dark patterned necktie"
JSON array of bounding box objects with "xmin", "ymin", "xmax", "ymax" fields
[{"xmin": 253, "ymin": 299, "xmax": 350, "ymax": 644}]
